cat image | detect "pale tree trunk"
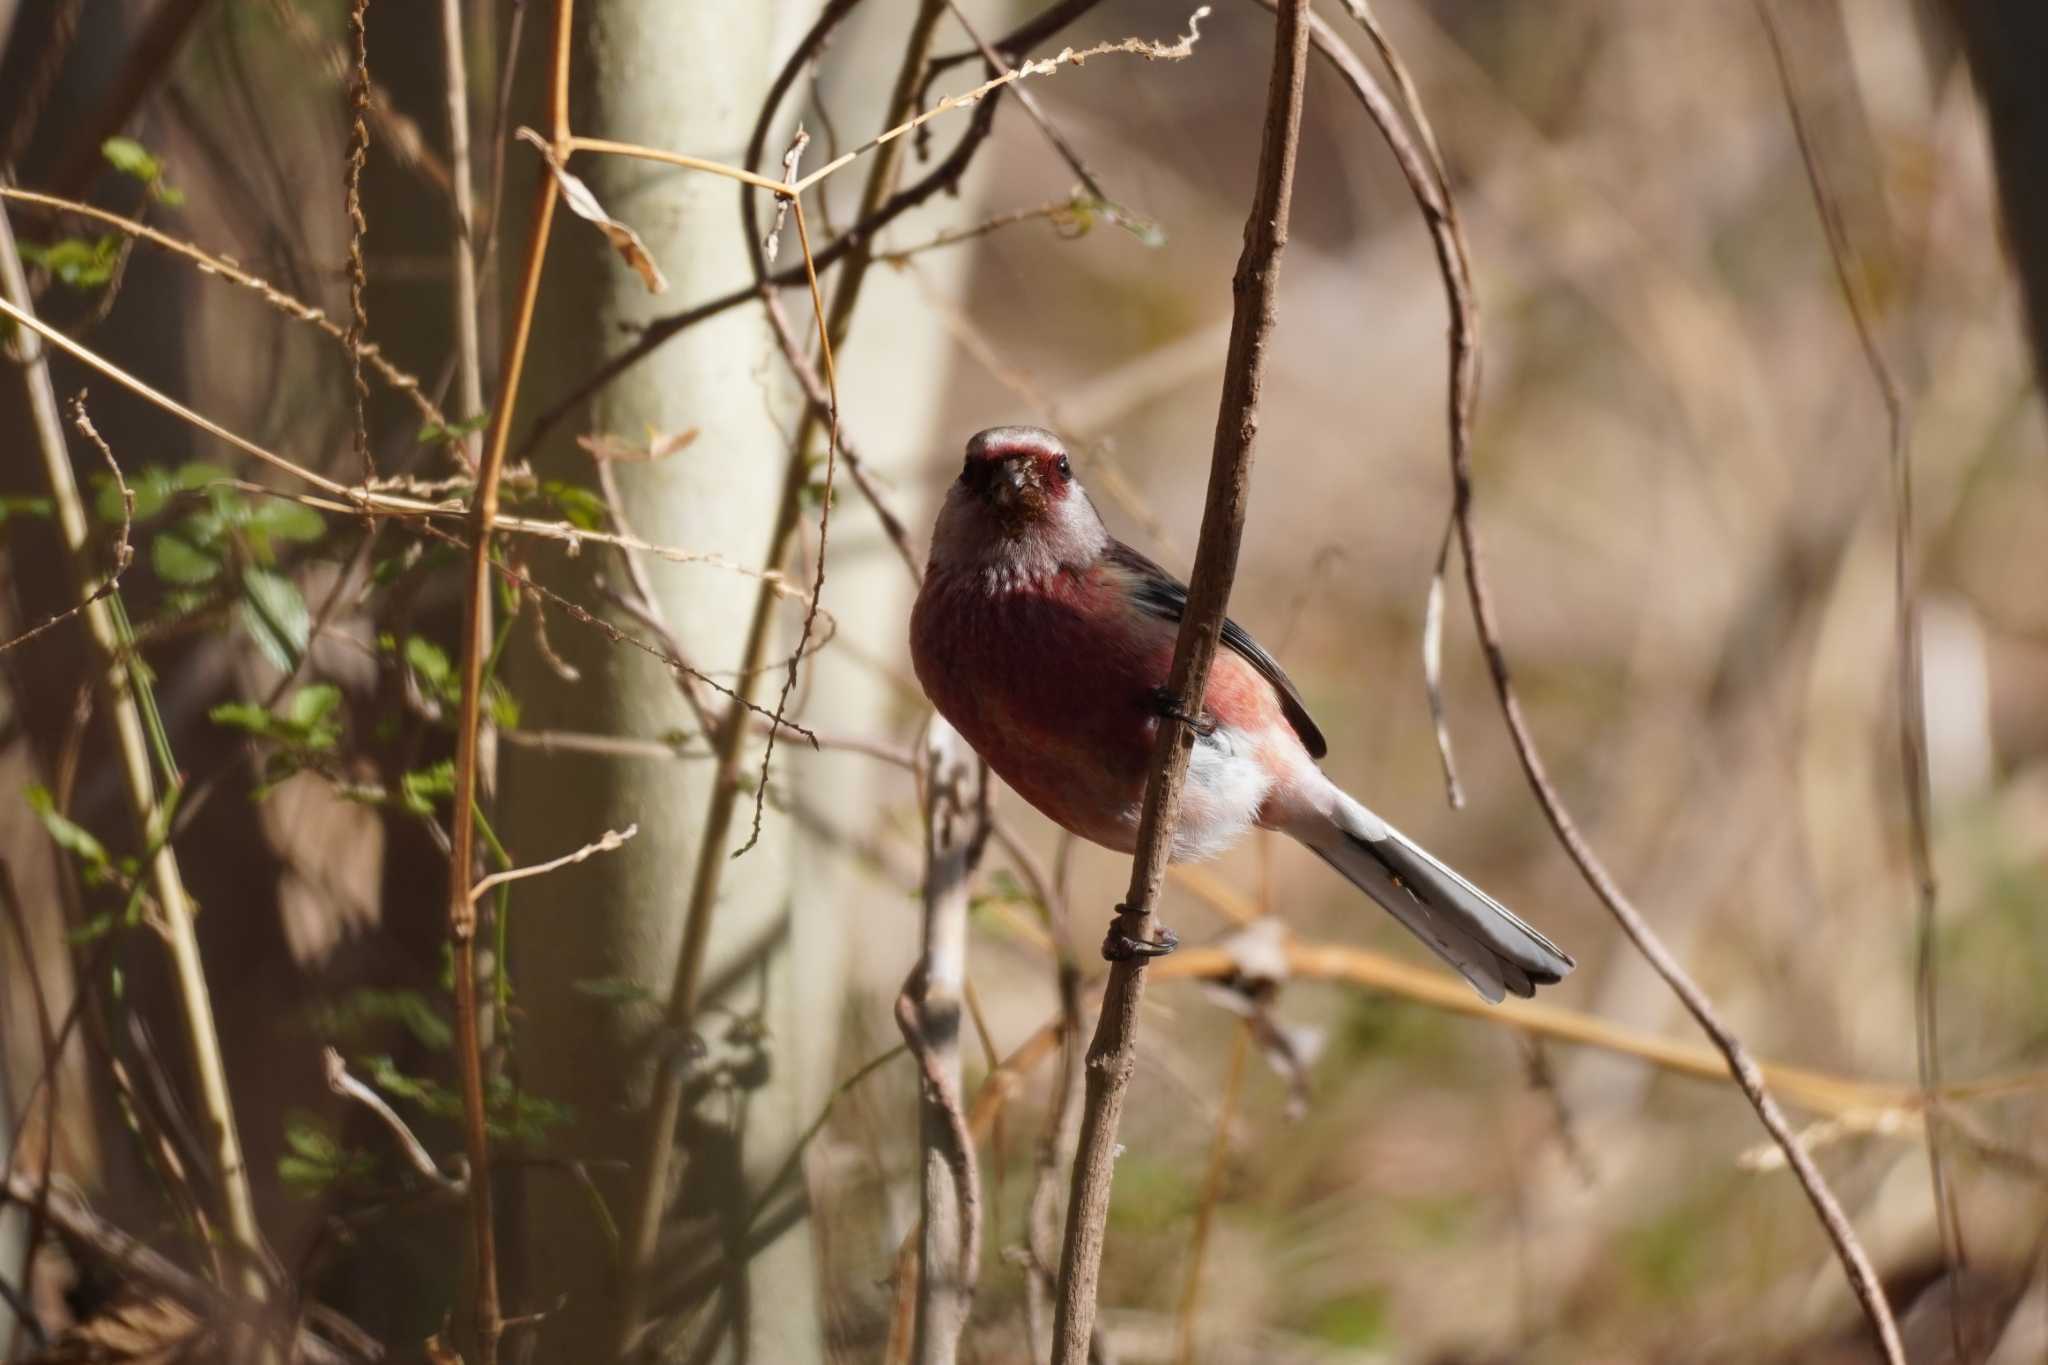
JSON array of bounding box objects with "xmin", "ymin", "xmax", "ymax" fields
[{"xmin": 499, "ymin": 2, "xmax": 961, "ymax": 1361}]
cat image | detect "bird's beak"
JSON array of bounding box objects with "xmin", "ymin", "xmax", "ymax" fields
[{"xmin": 984, "ymin": 457, "xmax": 1029, "ymax": 511}]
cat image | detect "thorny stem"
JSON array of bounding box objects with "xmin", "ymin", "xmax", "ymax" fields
[
  {"xmin": 1049, "ymin": 2, "xmax": 1312, "ymax": 1359},
  {"xmin": 445, "ymin": 1, "xmax": 573, "ymax": 1360},
  {"xmin": 343, "ymin": 0, "xmax": 374, "ymax": 477},
  {"xmin": 1, "ymin": 204, "xmax": 269, "ymax": 1305}
]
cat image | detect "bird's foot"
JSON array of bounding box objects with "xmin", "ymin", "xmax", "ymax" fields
[
  {"xmin": 1145, "ymin": 685, "xmax": 1217, "ymax": 737},
  {"xmin": 1102, "ymin": 906, "xmax": 1179, "ymax": 963}
]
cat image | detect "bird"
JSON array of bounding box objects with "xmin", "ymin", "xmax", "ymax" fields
[{"xmin": 908, "ymin": 425, "xmax": 1573, "ymax": 1001}]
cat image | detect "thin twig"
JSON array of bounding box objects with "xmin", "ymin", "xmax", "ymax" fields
[
  {"xmin": 511, "ymin": 0, "xmax": 1124, "ymax": 462},
  {"xmin": 1753, "ymin": 5, "xmax": 1960, "ymax": 1342},
  {"xmin": 897, "ymin": 721, "xmax": 989, "ymax": 1365},
  {"xmin": 467, "ymin": 824, "xmax": 636, "ymax": 904},
  {"xmin": 0, "ymin": 187, "xmax": 444, "ymax": 426},
  {"xmin": 0, "ymin": 396, "xmax": 132, "ymax": 654},
  {"xmin": 1305, "ymin": 2, "xmax": 1907, "ymax": 1355},
  {"xmin": 323, "ymin": 1047, "xmax": 464, "ymax": 1195},
  {"xmin": 0, "ymin": 198, "xmax": 267, "ymax": 1301},
  {"xmin": 1050, "ymin": 3, "xmax": 1310, "ymax": 1358}
]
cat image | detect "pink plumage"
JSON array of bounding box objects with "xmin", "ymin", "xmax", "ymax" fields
[{"xmin": 911, "ymin": 426, "xmax": 1573, "ymax": 1001}]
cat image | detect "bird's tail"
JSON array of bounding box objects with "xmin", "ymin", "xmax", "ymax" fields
[{"xmin": 1294, "ymin": 791, "xmax": 1573, "ymax": 1003}]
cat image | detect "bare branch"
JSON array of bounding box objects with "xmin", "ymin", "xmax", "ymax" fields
[
  {"xmin": 468, "ymin": 824, "xmax": 637, "ymax": 904},
  {"xmin": 1051, "ymin": 3, "xmax": 1311, "ymax": 1358},
  {"xmin": 323, "ymin": 1047, "xmax": 464, "ymax": 1195}
]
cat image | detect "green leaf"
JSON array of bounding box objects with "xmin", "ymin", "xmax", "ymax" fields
[
  {"xmin": 486, "ymin": 679, "xmax": 520, "ymax": 730},
  {"xmin": 541, "ymin": 480, "xmax": 607, "ymax": 532},
  {"xmin": 400, "ymin": 760, "xmax": 455, "ymax": 815},
  {"xmin": 248, "ymin": 497, "xmax": 325, "ymax": 544},
  {"xmin": 175, "ymin": 462, "xmax": 232, "ymax": 492},
  {"xmin": 67, "ymin": 911, "xmax": 118, "ymax": 947},
  {"xmin": 279, "ymin": 1112, "xmax": 373, "ymax": 1196},
  {"xmin": 101, "ymin": 136, "xmax": 161, "ymax": 181},
  {"xmin": 404, "ymin": 635, "xmax": 454, "ymax": 697},
  {"xmin": 418, "ymin": 413, "xmax": 489, "ymax": 445},
  {"xmin": 27, "ymin": 785, "xmax": 111, "ymax": 869},
  {"xmin": 309, "ymin": 987, "xmax": 453, "ymax": 1051},
  {"xmin": 0, "ymin": 495, "xmax": 53, "ymax": 522},
  {"xmin": 150, "ymin": 530, "xmax": 221, "ymax": 584},
  {"xmin": 210, "ymin": 682, "xmax": 342, "ymax": 753},
  {"xmin": 94, "ymin": 466, "xmax": 174, "ymax": 523},
  {"xmin": 240, "ymin": 567, "xmax": 310, "ymax": 671},
  {"xmin": 209, "ymin": 701, "xmax": 282, "ymax": 740},
  {"xmin": 20, "ymin": 236, "xmax": 121, "ymax": 289},
  {"xmin": 102, "ymin": 136, "xmax": 183, "ymax": 206},
  {"xmin": 573, "ymin": 976, "xmax": 659, "ymax": 1006},
  {"xmin": 289, "ymin": 683, "xmax": 342, "ymax": 730}
]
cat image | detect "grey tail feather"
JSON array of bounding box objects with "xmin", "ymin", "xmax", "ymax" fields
[{"xmin": 1310, "ymin": 797, "xmax": 1574, "ymax": 1003}]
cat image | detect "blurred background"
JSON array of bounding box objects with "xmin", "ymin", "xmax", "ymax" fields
[{"xmin": 2, "ymin": 1, "xmax": 2045, "ymax": 1362}]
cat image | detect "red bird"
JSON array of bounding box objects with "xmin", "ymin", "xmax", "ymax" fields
[{"xmin": 909, "ymin": 426, "xmax": 1573, "ymax": 1001}]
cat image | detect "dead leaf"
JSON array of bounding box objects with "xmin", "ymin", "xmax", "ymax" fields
[
  {"xmin": 575, "ymin": 427, "xmax": 699, "ymax": 463},
  {"xmin": 516, "ymin": 128, "xmax": 668, "ymax": 294}
]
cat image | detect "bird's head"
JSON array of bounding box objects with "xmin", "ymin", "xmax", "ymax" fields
[{"xmin": 929, "ymin": 425, "xmax": 1107, "ymax": 577}]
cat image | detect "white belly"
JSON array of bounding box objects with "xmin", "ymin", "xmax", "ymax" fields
[{"xmin": 1117, "ymin": 725, "xmax": 1273, "ymax": 863}]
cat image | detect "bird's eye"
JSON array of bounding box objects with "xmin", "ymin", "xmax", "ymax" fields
[{"xmin": 1055, "ymin": 455, "xmax": 1072, "ymax": 480}]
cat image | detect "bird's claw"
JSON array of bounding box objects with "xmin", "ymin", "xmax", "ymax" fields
[
  {"xmin": 1102, "ymin": 909, "xmax": 1179, "ymax": 963},
  {"xmin": 1145, "ymin": 686, "xmax": 1217, "ymax": 737}
]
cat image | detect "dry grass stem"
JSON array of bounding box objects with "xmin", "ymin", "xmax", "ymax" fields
[
  {"xmin": 1753, "ymin": 3, "xmax": 1964, "ymax": 1330},
  {"xmin": 0, "ymin": 200, "xmax": 267, "ymax": 1303}
]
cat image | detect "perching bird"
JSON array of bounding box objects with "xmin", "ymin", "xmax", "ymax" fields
[{"xmin": 909, "ymin": 425, "xmax": 1573, "ymax": 1001}]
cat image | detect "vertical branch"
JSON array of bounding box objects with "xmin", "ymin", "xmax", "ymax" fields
[
  {"xmin": 1049, "ymin": 3, "xmax": 1312, "ymax": 1360},
  {"xmin": 440, "ymin": 0, "xmax": 487, "ymax": 442},
  {"xmin": 447, "ymin": 2, "xmax": 574, "ymax": 1360},
  {"xmin": 343, "ymin": 0, "xmax": 375, "ymax": 477},
  {"xmin": 896, "ymin": 720, "xmax": 989, "ymax": 1365},
  {"xmin": 0, "ymin": 206, "xmax": 265, "ymax": 1296},
  {"xmin": 613, "ymin": 5, "xmax": 950, "ymax": 1350}
]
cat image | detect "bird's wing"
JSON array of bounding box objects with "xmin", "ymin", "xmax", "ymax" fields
[{"xmin": 1104, "ymin": 539, "xmax": 1329, "ymax": 759}]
